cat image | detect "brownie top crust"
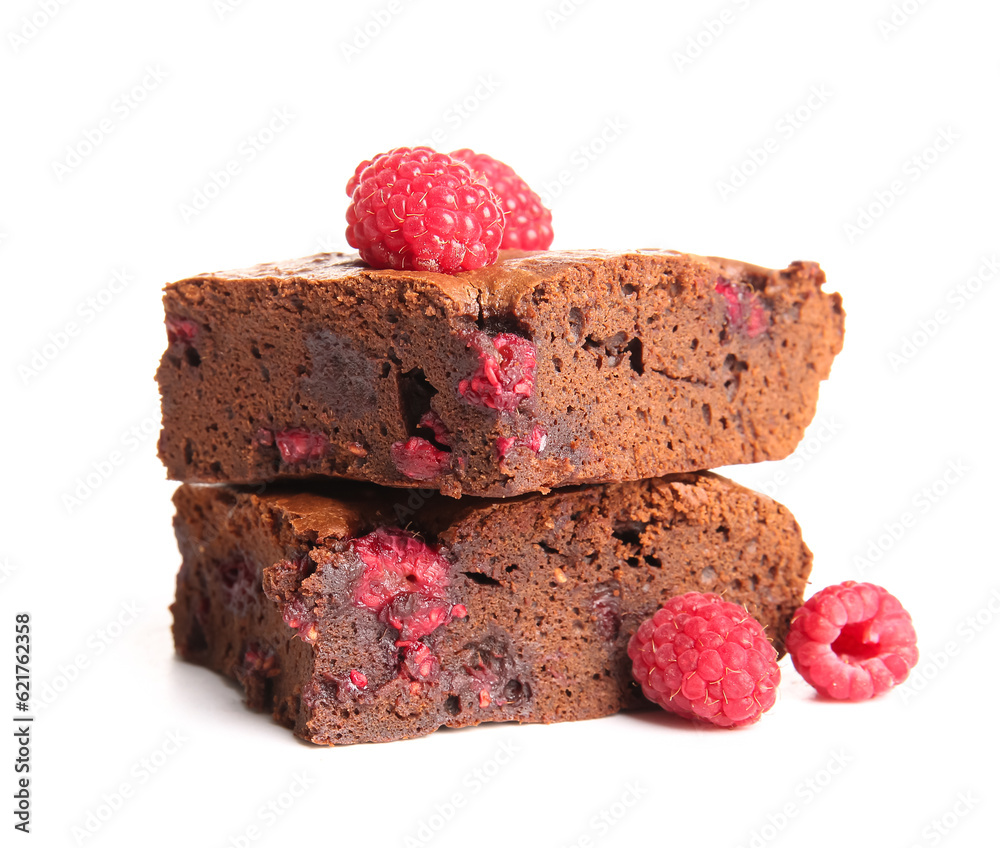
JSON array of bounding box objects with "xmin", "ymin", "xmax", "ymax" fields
[{"xmin": 170, "ymin": 248, "xmax": 823, "ymax": 321}]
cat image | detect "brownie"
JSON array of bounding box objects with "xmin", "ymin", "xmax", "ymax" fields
[
  {"xmin": 170, "ymin": 472, "xmax": 812, "ymax": 745},
  {"xmin": 156, "ymin": 249, "xmax": 844, "ymax": 498}
]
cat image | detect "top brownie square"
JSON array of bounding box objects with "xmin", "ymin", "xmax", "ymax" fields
[{"xmin": 156, "ymin": 249, "xmax": 843, "ymax": 497}]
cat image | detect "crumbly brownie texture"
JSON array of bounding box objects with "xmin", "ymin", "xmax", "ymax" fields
[
  {"xmin": 157, "ymin": 250, "xmax": 844, "ymax": 498},
  {"xmin": 170, "ymin": 472, "xmax": 812, "ymax": 745}
]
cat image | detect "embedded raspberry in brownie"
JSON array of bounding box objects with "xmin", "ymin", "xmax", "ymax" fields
[
  {"xmin": 525, "ymin": 425, "xmax": 547, "ymax": 453},
  {"xmin": 715, "ymin": 277, "xmax": 768, "ymax": 339},
  {"xmin": 165, "ymin": 315, "xmax": 198, "ymax": 345},
  {"xmin": 390, "ymin": 437, "xmax": 450, "ymax": 480},
  {"xmin": 219, "ymin": 558, "xmax": 257, "ymax": 617},
  {"xmin": 417, "ymin": 411, "xmax": 451, "ymax": 447},
  {"xmin": 400, "ymin": 642, "xmax": 441, "ymax": 682},
  {"xmin": 383, "ymin": 593, "xmax": 454, "ymax": 642},
  {"xmin": 351, "ymin": 528, "xmax": 450, "ymax": 613},
  {"xmin": 279, "ymin": 595, "xmax": 319, "ymax": 643},
  {"xmin": 592, "ymin": 581, "xmax": 622, "ymax": 642},
  {"xmin": 458, "ymin": 332, "xmax": 537, "ymax": 413},
  {"xmin": 273, "ymin": 428, "xmax": 328, "ymax": 464},
  {"xmin": 496, "ymin": 436, "xmax": 517, "ymax": 460},
  {"xmin": 496, "ymin": 426, "xmax": 548, "ymax": 461}
]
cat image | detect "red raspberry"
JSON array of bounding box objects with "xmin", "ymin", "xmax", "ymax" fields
[
  {"xmin": 714, "ymin": 278, "xmax": 768, "ymax": 339},
  {"xmin": 165, "ymin": 315, "xmax": 198, "ymax": 345},
  {"xmin": 273, "ymin": 428, "xmax": 327, "ymax": 464},
  {"xmin": 390, "ymin": 436, "xmax": 450, "ymax": 480},
  {"xmin": 458, "ymin": 331, "xmax": 537, "ymax": 413},
  {"xmin": 786, "ymin": 581, "xmax": 918, "ymax": 701},
  {"xmin": 628, "ymin": 592, "xmax": 780, "ymax": 728},
  {"xmin": 345, "ymin": 146, "xmax": 504, "ymax": 274},
  {"xmin": 352, "ymin": 528, "xmax": 451, "ymax": 614},
  {"xmin": 451, "ymin": 149, "xmax": 554, "ymax": 250}
]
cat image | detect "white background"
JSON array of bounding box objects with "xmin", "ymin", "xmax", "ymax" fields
[{"xmin": 2, "ymin": 0, "xmax": 998, "ymax": 846}]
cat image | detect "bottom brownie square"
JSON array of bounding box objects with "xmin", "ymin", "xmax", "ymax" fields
[{"xmin": 170, "ymin": 473, "xmax": 811, "ymax": 745}]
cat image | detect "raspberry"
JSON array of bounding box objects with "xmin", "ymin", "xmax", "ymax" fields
[
  {"xmin": 352, "ymin": 528, "xmax": 450, "ymax": 615},
  {"xmin": 383, "ymin": 593, "xmax": 454, "ymax": 642},
  {"xmin": 273, "ymin": 428, "xmax": 327, "ymax": 464},
  {"xmin": 786, "ymin": 582, "xmax": 918, "ymax": 701},
  {"xmin": 401, "ymin": 642, "xmax": 440, "ymax": 682},
  {"xmin": 345, "ymin": 146, "xmax": 504, "ymax": 273},
  {"xmin": 496, "ymin": 436, "xmax": 517, "ymax": 460},
  {"xmin": 496, "ymin": 426, "xmax": 548, "ymax": 461},
  {"xmin": 451, "ymin": 149, "xmax": 553, "ymax": 250},
  {"xmin": 390, "ymin": 436, "xmax": 450, "ymax": 480},
  {"xmin": 165, "ymin": 315, "xmax": 198, "ymax": 345},
  {"xmin": 219, "ymin": 558, "xmax": 257, "ymax": 617},
  {"xmin": 280, "ymin": 596, "xmax": 319, "ymax": 643},
  {"xmin": 525, "ymin": 425, "xmax": 547, "ymax": 453},
  {"xmin": 416, "ymin": 410, "xmax": 451, "ymax": 447},
  {"xmin": 458, "ymin": 332, "xmax": 537, "ymax": 412},
  {"xmin": 627, "ymin": 592, "xmax": 780, "ymax": 728},
  {"xmin": 715, "ymin": 277, "xmax": 768, "ymax": 338}
]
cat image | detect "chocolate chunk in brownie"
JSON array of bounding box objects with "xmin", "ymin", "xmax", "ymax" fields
[
  {"xmin": 170, "ymin": 472, "xmax": 812, "ymax": 745},
  {"xmin": 157, "ymin": 249, "xmax": 844, "ymax": 497}
]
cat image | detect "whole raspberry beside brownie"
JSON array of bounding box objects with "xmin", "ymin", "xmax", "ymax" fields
[
  {"xmin": 628, "ymin": 592, "xmax": 781, "ymax": 728},
  {"xmin": 786, "ymin": 581, "xmax": 918, "ymax": 701}
]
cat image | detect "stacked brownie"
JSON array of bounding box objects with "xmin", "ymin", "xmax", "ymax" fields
[{"xmin": 159, "ymin": 248, "xmax": 844, "ymax": 744}]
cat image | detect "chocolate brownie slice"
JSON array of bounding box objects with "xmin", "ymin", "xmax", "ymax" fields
[
  {"xmin": 170, "ymin": 473, "xmax": 812, "ymax": 745},
  {"xmin": 157, "ymin": 249, "xmax": 844, "ymax": 498}
]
